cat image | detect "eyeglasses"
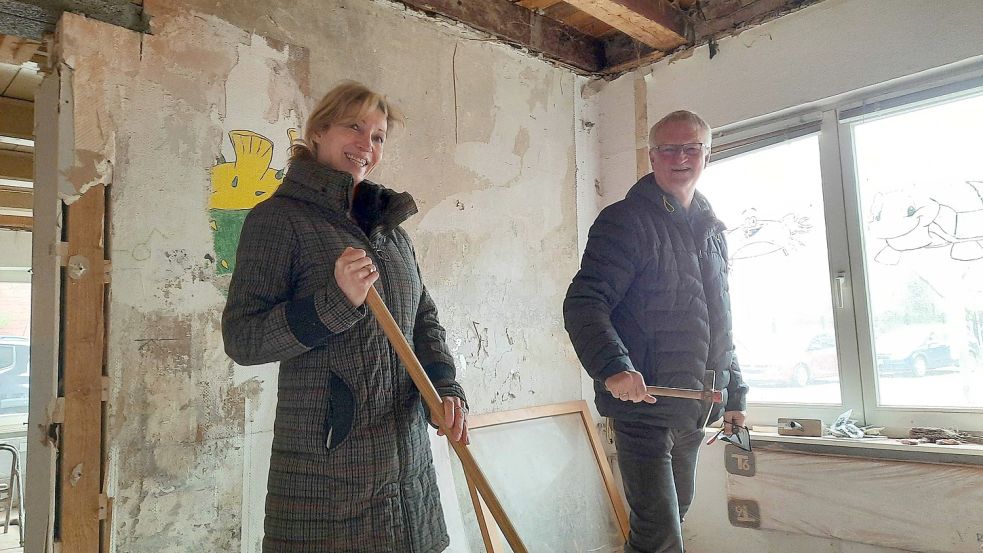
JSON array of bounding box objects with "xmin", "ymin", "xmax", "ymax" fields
[
  {"xmin": 652, "ymin": 143, "xmax": 708, "ymax": 157},
  {"xmin": 706, "ymin": 423, "xmax": 752, "ymax": 452}
]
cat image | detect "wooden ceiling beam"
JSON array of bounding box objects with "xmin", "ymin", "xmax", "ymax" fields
[
  {"xmin": 396, "ymin": 0, "xmax": 604, "ymax": 72},
  {"xmin": 542, "ymin": 2, "xmax": 616, "ymax": 38},
  {"xmin": 514, "ymin": 0, "xmax": 563, "ymax": 9},
  {"xmin": 0, "ymin": 33, "xmax": 40, "ymax": 64},
  {"xmin": 0, "ymin": 214, "xmax": 31, "ymax": 230},
  {"xmin": 0, "ymin": 185, "xmax": 31, "ymax": 209},
  {"xmin": 0, "ymin": 0, "xmax": 148, "ymax": 40},
  {"xmin": 601, "ymin": 31, "xmax": 666, "ymax": 74},
  {"xmin": 0, "ymin": 96, "xmax": 34, "ymax": 140},
  {"xmin": 563, "ymin": 0, "xmax": 690, "ymax": 50},
  {"xmin": 694, "ymin": 0, "xmax": 818, "ymax": 39},
  {"xmin": 0, "ymin": 149, "xmax": 32, "ymax": 180}
]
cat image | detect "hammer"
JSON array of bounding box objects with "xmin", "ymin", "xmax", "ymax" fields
[{"xmin": 645, "ymin": 371, "xmax": 721, "ymax": 403}]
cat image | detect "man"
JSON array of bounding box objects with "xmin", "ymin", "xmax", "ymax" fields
[{"xmin": 564, "ymin": 110, "xmax": 748, "ymax": 553}]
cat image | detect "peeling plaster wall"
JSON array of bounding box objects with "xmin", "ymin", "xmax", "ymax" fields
[
  {"xmin": 579, "ymin": 2, "xmax": 983, "ymax": 552},
  {"xmin": 57, "ymin": 0, "xmax": 581, "ymax": 550}
]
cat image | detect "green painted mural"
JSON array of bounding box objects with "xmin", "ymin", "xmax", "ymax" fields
[{"xmin": 210, "ymin": 129, "xmax": 298, "ymax": 274}]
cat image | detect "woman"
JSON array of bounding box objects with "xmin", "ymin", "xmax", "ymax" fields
[{"xmin": 222, "ymin": 81, "xmax": 469, "ymax": 553}]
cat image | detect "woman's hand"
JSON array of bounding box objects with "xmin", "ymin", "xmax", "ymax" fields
[
  {"xmin": 434, "ymin": 395, "xmax": 470, "ymax": 445},
  {"xmin": 334, "ymin": 247, "xmax": 379, "ymax": 307}
]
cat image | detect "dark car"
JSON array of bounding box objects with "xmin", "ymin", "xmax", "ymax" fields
[
  {"xmin": 875, "ymin": 325, "xmax": 959, "ymax": 377},
  {"xmin": 0, "ymin": 336, "xmax": 29, "ymax": 401}
]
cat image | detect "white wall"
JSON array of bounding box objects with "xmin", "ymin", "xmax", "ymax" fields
[
  {"xmin": 646, "ymin": 0, "xmax": 983, "ymax": 130},
  {"xmin": 583, "ymin": 2, "xmax": 983, "ymax": 552}
]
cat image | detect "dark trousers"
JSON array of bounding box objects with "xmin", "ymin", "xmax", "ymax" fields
[{"xmin": 613, "ymin": 420, "xmax": 704, "ymax": 553}]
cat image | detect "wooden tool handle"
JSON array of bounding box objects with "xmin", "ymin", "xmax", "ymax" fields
[
  {"xmin": 645, "ymin": 385, "xmax": 723, "ymax": 403},
  {"xmin": 365, "ymin": 287, "xmax": 528, "ymax": 553}
]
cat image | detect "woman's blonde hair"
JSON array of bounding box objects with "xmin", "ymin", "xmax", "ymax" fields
[{"xmin": 290, "ymin": 81, "xmax": 405, "ymax": 162}]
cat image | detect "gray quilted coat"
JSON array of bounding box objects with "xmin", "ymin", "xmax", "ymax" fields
[
  {"xmin": 222, "ymin": 158, "xmax": 463, "ymax": 553},
  {"xmin": 564, "ymin": 173, "xmax": 748, "ymax": 430}
]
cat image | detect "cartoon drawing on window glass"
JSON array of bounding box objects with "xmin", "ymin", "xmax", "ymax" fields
[
  {"xmin": 725, "ymin": 208, "xmax": 813, "ymax": 260},
  {"xmin": 868, "ymin": 180, "xmax": 983, "ymax": 265}
]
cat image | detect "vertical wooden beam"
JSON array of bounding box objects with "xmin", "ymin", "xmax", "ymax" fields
[
  {"xmin": 59, "ymin": 183, "xmax": 106, "ymax": 553},
  {"xmin": 27, "ymin": 67, "xmax": 65, "ymax": 553},
  {"xmin": 634, "ymin": 75, "xmax": 650, "ymax": 180}
]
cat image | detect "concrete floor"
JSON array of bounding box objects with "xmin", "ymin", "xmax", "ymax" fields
[{"xmin": 0, "ymin": 520, "xmax": 21, "ymax": 552}]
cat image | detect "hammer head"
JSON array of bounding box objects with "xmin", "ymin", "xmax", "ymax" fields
[{"xmin": 702, "ymin": 370, "xmax": 722, "ymax": 404}]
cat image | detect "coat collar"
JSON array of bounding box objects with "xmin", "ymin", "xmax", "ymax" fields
[
  {"xmin": 276, "ymin": 158, "xmax": 419, "ymax": 236},
  {"xmin": 627, "ymin": 172, "xmax": 726, "ymax": 239}
]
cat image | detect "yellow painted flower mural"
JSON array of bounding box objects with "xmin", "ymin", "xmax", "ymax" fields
[{"xmin": 210, "ymin": 128, "xmax": 299, "ymax": 274}]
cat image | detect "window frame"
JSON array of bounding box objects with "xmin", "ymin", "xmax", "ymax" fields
[{"xmin": 710, "ymin": 64, "xmax": 983, "ymax": 433}]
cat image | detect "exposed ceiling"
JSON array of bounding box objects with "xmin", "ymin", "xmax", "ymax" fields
[
  {"xmin": 0, "ymin": 0, "xmax": 822, "ymax": 230},
  {"xmin": 0, "ymin": 1, "xmax": 147, "ymax": 231},
  {"xmin": 395, "ymin": 0, "xmax": 821, "ymax": 75},
  {"xmin": 0, "ymin": 33, "xmax": 41, "ymax": 231}
]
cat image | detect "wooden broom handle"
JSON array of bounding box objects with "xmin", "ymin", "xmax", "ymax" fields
[{"xmin": 365, "ymin": 287, "xmax": 528, "ymax": 553}]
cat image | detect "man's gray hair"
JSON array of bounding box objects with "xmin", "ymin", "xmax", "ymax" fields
[{"xmin": 648, "ymin": 110, "xmax": 712, "ymax": 149}]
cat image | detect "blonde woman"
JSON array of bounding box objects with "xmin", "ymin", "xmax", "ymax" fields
[{"xmin": 223, "ymin": 81, "xmax": 468, "ymax": 552}]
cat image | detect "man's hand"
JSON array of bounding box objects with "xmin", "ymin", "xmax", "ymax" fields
[
  {"xmin": 722, "ymin": 410, "xmax": 746, "ymax": 436},
  {"xmin": 604, "ymin": 370, "xmax": 657, "ymax": 404}
]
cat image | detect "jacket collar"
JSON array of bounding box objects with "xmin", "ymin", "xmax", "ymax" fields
[
  {"xmin": 276, "ymin": 157, "xmax": 418, "ymax": 236},
  {"xmin": 627, "ymin": 172, "xmax": 726, "ymax": 238}
]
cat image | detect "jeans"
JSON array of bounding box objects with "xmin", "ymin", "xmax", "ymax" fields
[{"xmin": 613, "ymin": 420, "xmax": 704, "ymax": 553}]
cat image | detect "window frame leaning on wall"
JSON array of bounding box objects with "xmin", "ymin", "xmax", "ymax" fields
[{"xmin": 708, "ymin": 62, "xmax": 983, "ymax": 435}]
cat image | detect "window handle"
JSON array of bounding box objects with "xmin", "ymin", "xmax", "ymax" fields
[{"xmin": 833, "ymin": 272, "xmax": 847, "ymax": 309}]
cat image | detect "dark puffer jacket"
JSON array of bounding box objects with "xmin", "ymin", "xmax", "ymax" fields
[
  {"xmin": 222, "ymin": 158, "xmax": 463, "ymax": 553},
  {"xmin": 564, "ymin": 173, "xmax": 748, "ymax": 429}
]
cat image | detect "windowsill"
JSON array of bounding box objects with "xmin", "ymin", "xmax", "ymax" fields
[{"xmin": 738, "ymin": 426, "xmax": 983, "ymax": 466}]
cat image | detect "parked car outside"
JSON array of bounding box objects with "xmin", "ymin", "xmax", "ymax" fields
[
  {"xmin": 875, "ymin": 324, "xmax": 963, "ymax": 377},
  {"xmin": 0, "ymin": 336, "xmax": 30, "ymax": 407},
  {"xmin": 738, "ymin": 332, "xmax": 838, "ymax": 387}
]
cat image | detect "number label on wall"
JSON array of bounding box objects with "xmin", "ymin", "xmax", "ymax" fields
[
  {"xmin": 727, "ymin": 499, "xmax": 761, "ymax": 529},
  {"xmin": 724, "ymin": 445, "xmax": 756, "ymax": 476}
]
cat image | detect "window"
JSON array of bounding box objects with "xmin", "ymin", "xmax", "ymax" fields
[
  {"xmin": 704, "ymin": 75, "xmax": 983, "ymax": 431},
  {"xmin": 849, "ymin": 89, "xmax": 983, "ymax": 411},
  {"xmin": 701, "ymin": 135, "xmax": 841, "ymax": 405}
]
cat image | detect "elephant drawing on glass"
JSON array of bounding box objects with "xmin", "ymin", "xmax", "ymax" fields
[{"xmin": 868, "ymin": 180, "xmax": 983, "ymax": 265}]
